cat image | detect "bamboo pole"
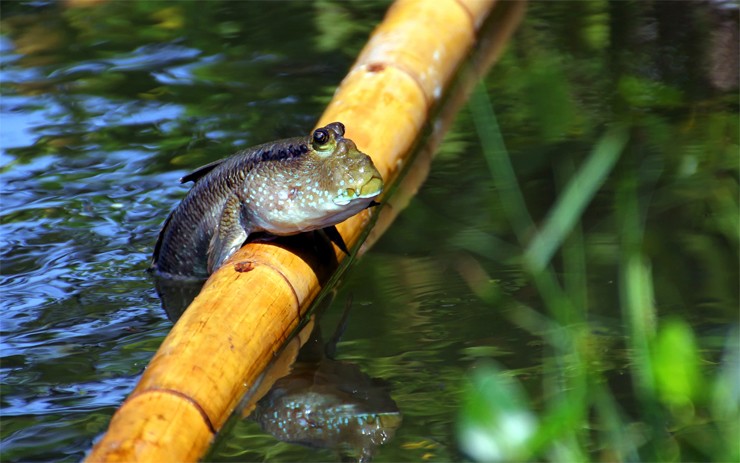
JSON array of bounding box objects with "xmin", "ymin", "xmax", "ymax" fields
[{"xmin": 86, "ymin": 0, "xmax": 520, "ymax": 461}]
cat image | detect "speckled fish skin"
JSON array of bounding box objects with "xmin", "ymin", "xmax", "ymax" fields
[{"xmin": 150, "ymin": 122, "xmax": 383, "ymax": 278}]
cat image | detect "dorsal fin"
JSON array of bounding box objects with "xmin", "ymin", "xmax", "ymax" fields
[
  {"xmin": 179, "ymin": 138, "xmax": 310, "ymax": 184},
  {"xmin": 179, "ymin": 158, "xmax": 226, "ymax": 184}
]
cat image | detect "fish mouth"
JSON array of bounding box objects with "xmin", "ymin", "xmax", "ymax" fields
[
  {"xmin": 359, "ymin": 176, "xmax": 383, "ymax": 198},
  {"xmin": 332, "ymin": 176, "xmax": 384, "ymax": 206}
]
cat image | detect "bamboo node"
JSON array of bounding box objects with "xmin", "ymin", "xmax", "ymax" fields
[{"xmin": 130, "ymin": 388, "xmax": 216, "ymax": 434}]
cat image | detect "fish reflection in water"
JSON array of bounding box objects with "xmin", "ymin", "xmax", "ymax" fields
[{"xmin": 251, "ymin": 315, "xmax": 401, "ymax": 463}]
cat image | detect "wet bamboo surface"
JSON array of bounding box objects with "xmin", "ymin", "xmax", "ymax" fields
[{"xmin": 86, "ymin": 0, "xmax": 522, "ymax": 461}]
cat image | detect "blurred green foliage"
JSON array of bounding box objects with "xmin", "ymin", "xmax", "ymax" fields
[
  {"xmin": 458, "ymin": 363, "xmax": 537, "ymax": 461},
  {"xmin": 455, "ymin": 2, "xmax": 738, "ymax": 461}
]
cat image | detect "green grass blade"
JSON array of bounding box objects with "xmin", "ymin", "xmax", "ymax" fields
[
  {"xmin": 469, "ymin": 82, "xmax": 535, "ymax": 244},
  {"xmin": 524, "ymin": 127, "xmax": 629, "ymax": 273}
]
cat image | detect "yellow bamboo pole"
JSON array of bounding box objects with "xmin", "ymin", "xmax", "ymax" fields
[{"xmin": 86, "ymin": 0, "xmax": 522, "ymax": 461}]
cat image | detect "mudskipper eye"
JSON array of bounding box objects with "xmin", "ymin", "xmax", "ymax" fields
[{"xmin": 313, "ymin": 129, "xmax": 329, "ymax": 145}]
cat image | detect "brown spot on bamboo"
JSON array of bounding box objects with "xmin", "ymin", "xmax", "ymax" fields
[
  {"xmin": 367, "ymin": 62, "xmax": 386, "ymax": 72},
  {"xmin": 234, "ymin": 261, "xmax": 254, "ymax": 273}
]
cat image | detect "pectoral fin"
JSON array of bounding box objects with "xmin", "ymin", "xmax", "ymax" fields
[
  {"xmin": 322, "ymin": 225, "xmax": 349, "ymax": 255},
  {"xmin": 207, "ymin": 195, "xmax": 248, "ymax": 273}
]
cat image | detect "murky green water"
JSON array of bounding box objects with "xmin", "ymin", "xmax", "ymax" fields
[{"xmin": 2, "ymin": 1, "xmax": 737, "ymax": 462}]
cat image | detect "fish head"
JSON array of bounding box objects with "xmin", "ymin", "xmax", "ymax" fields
[
  {"xmin": 249, "ymin": 122, "xmax": 384, "ymax": 236},
  {"xmin": 309, "ymin": 122, "xmax": 384, "ymax": 209}
]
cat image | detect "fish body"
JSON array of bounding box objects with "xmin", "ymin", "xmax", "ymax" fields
[{"xmin": 151, "ymin": 122, "xmax": 383, "ymax": 278}]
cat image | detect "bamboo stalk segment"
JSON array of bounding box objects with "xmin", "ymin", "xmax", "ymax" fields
[
  {"xmin": 91, "ymin": 391, "xmax": 212, "ymax": 462},
  {"xmin": 352, "ymin": 0, "xmax": 475, "ymax": 106},
  {"xmin": 87, "ymin": 0, "xmax": 507, "ymax": 461},
  {"xmin": 134, "ymin": 250, "xmax": 311, "ymax": 430}
]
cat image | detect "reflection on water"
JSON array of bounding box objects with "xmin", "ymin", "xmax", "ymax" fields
[
  {"xmin": 247, "ymin": 307, "xmax": 401, "ymax": 463},
  {"xmin": 1, "ymin": 0, "xmax": 737, "ymax": 462}
]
